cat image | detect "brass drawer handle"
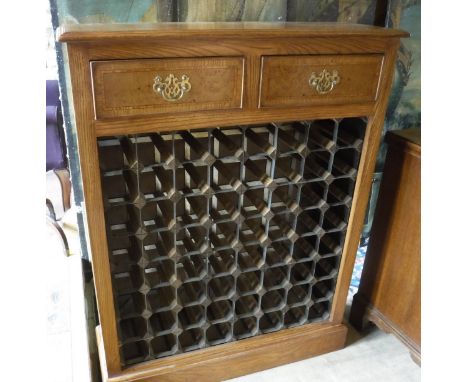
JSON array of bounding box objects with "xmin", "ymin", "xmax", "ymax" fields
[
  {"xmin": 153, "ymin": 73, "xmax": 192, "ymax": 102},
  {"xmin": 309, "ymin": 69, "xmax": 340, "ymax": 94}
]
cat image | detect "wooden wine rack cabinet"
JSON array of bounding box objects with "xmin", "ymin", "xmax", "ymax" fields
[{"xmin": 58, "ymin": 23, "xmax": 408, "ymax": 382}]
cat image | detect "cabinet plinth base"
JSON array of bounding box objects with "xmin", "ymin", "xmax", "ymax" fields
[{"xmin": 97, "ymin": 323, "xmax": 348, "ymax": 382}]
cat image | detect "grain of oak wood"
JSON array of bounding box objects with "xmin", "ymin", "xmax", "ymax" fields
[
  {"xmin": 57, "ymin": 22, "xmax": 409, "ymax": 42},
  {"xmin": 92, "ymin": 57, "xmax": 245, "ymax": 119},
  {"xmin": 58, "ymin": 22, "xmax": 408, "ymax": 381},
  {"xmin": 97, "ymin": 323, "xmax": 347, "ymax": 382},
  {"xmin": 329, "ymin": 42, "xmax": 400, "ymax": 325},
  {"xmin": 259, "ymin": 54, "xmax": 384, "ymax": 108},
  {"xmin": 349, "ymin": 128, "xmax": 421, "ymax": 363}
]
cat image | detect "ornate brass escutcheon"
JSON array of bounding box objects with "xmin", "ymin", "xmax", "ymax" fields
[
  {"xmin": 153, "ymin": 73, "xmax": 192, "ymax": 102},
  {"xmin": 309, "ymin": 69, "xmax": 340, "ymax": 94}
]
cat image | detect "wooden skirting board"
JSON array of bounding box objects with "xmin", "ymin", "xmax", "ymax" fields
[{"xmin": 97, "ymin": 323, "xmax": 348, "ymax": 382}]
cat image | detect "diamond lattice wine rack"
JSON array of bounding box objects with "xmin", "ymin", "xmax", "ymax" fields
[
  {"xmin": 98, "ymin": 118, "xmax": 365, "ymax": 365},
  {"xmin": 59, "ymin": 22, "xmax": 407, "ymax": 382}
]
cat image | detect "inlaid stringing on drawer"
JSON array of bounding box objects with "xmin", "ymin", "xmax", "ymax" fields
[
  {"xmin": 259, "ymin": 54, "xmax": 384, "ymax": 108},
  {"xmin": 91, "ymin": 57, "xmax": 245, "ymax": 119}
]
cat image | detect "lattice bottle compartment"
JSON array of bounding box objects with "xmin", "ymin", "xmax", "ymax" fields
[{"xmin": 98, "ymin": 118, "xmax": 366, "ymax": 366}]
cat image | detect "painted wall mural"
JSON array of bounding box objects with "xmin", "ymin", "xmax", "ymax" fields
[
  {"xmin": 51, "ymin": 0, "xmax": 420, "ymax": 228},
  {"xmin": 48, "ymin": 5, "xmax": 419, "ymax": 379},
  {"xmin": 55, "ymin": 0, "xmax": 383, "ymax": 24},
  {"xmin": 53, "ymin": 0, "xmax": 420, "ymax": 145},
  {"xmin": 48, "ymin": 5, "xmax": 420, "ymax": 376}
]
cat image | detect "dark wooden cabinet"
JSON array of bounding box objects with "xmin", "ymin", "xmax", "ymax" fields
[
  {"xmin": 58, "ymin": 23, "xmax": 407, "ymax": 381},
  {"xmin": 350, "ymin": 128, "xmax": 421, "ymax": 363}
]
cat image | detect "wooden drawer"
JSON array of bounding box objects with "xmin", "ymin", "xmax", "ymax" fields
[
  {"xmin": 259, "ymin": 54, "xmax": 383, "ymax": 108},
  {"xmin": 91, "ymin": 57, "xmax": 245, "ymax": 119}
]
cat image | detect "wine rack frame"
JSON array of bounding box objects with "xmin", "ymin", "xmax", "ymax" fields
[
  {"xmin": 99, "ymin": 119, "xmax": 364, "ymax": 365},
  {"xmin": 58, "ymin": 23, "xmax": 408, "ymax": 382}
]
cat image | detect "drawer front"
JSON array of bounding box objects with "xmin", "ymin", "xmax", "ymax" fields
[
  {"xmin": 259, "ymin": 54, "xmax": 383, "ymax": 108},
  {"xmin": 92, "ymin": 57, "xmax": 245, "ymax": 119}
]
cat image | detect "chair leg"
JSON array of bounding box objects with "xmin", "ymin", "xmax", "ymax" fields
[{"xmin": 46, "ymin": 213, "xmax": 71, "ymax": 257}]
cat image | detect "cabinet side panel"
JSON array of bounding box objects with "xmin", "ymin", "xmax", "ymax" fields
[
  {"xmin": 364, "ymin": 142, "xmax": 421, "ymax": 344},
  {"xmin": 330, "ymin": 40, "xmax": 400, "ymax": 323},
  {"xmin": 67, "ymin": 44, "xmax": 121, "ymax": 373}
]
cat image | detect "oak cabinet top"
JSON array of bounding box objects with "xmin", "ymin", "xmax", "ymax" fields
[{"xmin": 57, "ymin": 22, "xmax": 409, "ymax": 43}]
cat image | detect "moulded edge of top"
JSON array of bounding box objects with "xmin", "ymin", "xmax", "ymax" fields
[{"xmin": 57, "ymin": 22, "xmax": 410, "ymax": 43}]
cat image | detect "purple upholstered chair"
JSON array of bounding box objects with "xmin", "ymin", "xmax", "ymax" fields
[
  {"xmin": 46, "ymin": 80, "xmax": 71, "ymax": 254},
  {"xmin": 46, "ymin": 80, "xmax": 67, "ymax": 171}
]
